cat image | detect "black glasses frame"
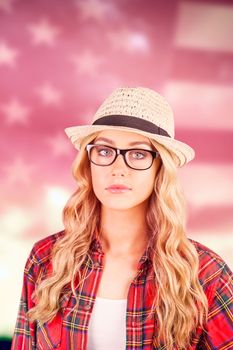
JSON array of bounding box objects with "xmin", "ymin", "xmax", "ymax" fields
[{"xmin": 86, "ymin": 144, "xmax": 160, "ymax": 170}]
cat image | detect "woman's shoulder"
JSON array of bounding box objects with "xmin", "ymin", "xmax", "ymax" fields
[
  {"xmin": 24, "ymin": 230, "xmax": 65, "ymax": 280},
  {"xmin": 188, "ymin": 237, "xmax": 232, "ymax": 287},
  {"xmin": 32, "ymin": 229, "xmax": 64, "ymax": 255},
  {"xmin": 29, "ymin": 229, "xmax": 65, "ymax": 262},
  {"xmin": 189, "ymin": 237, "xmax": 226, "ymax": 265}
]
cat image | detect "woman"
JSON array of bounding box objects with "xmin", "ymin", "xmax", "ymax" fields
[{"xmin": 11, "ymin": 87, "xmax": 233, "ymax": 350}]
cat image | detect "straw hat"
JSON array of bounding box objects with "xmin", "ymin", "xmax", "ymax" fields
[{"xmin": 65, "ymin": 87, "xmax": 195, "ymax": 167}]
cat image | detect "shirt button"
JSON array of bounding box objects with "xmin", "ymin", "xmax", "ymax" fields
[{"xmin": 84, "ymin": 303, "xmax": 92, "ymax": 310}]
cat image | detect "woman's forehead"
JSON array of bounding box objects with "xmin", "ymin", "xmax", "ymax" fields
[{"xmin": 96, "ymin": 129, "xmax": 151, "ymax": 144}]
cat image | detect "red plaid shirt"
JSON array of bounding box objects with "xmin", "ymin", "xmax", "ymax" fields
[{"xmin": 11, "ymin": 230, "xmax": 233, "ymax": 350}]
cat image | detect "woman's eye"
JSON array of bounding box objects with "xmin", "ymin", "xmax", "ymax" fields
[
  {"xmin": 131, "ymin": 151, "xmax": 146, "ymax": 159},
  {"xmin": 98, "ymin": 148, "xmax": 113, "ymax": 157}
]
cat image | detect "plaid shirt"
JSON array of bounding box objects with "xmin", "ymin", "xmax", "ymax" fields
[{"xmin": 11, "ymin": 230, "xmax": 233, "ymax": 350}]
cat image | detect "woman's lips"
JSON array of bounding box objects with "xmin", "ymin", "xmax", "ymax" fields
[{"xmin": 105, "ymin": 185, "xmax": 132, "ymax": 193}]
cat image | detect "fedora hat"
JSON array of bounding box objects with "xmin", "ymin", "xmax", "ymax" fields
[{"xmin": 64, "ymin": 87, "xmax": 195, "ymax": 167}]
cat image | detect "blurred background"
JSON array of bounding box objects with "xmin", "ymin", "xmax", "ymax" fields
[{"xmin": 0, "ymin": 0, "xmax": 233, "ymax": 348}]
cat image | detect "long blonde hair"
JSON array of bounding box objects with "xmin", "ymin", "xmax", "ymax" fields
[{"xmin": 28, "ymin": 131, "xmax": 208, "ymax": 349}]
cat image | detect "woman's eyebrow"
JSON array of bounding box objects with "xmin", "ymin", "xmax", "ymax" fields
[{"xmin": 94, "ymin": 137, "xmax": 153, "ymax": 148}]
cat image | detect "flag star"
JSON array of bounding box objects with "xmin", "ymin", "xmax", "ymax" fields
[
  {"xmin": 28, "ymin": 18, "xmax": 61, "ymax": 46},
  {"xmin": 70, "ymin": 50, "xmax": 104, "ymax": 75},
  {"xmin": 36, "ymin": 82, "xmax": 62, "ymax": 106},
  {"xmin": 3, "ymin": 157, "xmax": 35, "ymax": 185},
  {"xmin": 0, "ymin": 0, "xmax": 14, "ymax": 13},
  {"xmin": 107, "ymin": 29, "xmax": 150, "ymax": 53},
  {"xmin": 1, "ymin": 98, "xmax": 30, "ymax": 125},
  {"xmin": 46, "ymin": 133, "xmax": 72, "ymax": 157},
  {"xmin": 75, "ymin": 0, "xmax": 117, "ymax": 22},
  {"xmin": 0, "ymin": 41, "xmax": 19, "ymax": 67}
]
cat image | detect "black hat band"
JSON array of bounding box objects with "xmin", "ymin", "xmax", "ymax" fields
[{"xmin": 92, "ymin": 115, "xmax": 171, "ymax": 138}]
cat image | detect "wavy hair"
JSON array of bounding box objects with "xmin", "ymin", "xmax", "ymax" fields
[{"xmin": 28, "ymin": 131, "xmax": 208, "ymax": 349}]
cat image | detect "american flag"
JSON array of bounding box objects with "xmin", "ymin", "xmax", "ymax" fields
[{"xmin": 0, "ymin": 0, "xmax": 233, "ymax": 339}]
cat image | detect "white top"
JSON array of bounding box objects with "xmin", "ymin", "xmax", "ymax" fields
[{"xmin": 86, "ymin": 296, "xmax": 127, "ymax": 350}]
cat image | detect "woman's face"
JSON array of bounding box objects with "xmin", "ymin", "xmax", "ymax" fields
[{"xmin": 89, "ymin": 130, "xmax": 161, "ymax": 211}]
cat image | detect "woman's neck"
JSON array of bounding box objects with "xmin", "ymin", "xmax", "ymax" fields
[{"xmin": 99, "ymin": 204, "xmax": 149, "ymax": 257}]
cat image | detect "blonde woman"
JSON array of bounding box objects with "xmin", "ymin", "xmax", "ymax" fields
[{"xmin": 11, "ymin": 87, "xmax": 233, "ymax": 350}]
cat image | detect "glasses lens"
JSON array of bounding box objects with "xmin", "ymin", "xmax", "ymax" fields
[
  {"xmin": 126, "ymin": 149, "xmax": 153, "ymax": 169},
  {"xmin": 90, "ymin": 145, "xmax": 116, "ymax": 165}
]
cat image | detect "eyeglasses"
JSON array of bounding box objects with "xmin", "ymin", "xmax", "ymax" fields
[{"xmin": 86, "ymin": 144, "xmax": 159, "ymax": 170}]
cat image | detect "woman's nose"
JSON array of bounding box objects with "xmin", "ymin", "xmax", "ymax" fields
[{"xmin": 111, "ymin": 154, "xmax": 128, "ymax": 175}]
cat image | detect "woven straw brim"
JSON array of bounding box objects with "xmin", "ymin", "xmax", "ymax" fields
[{"xmin": 65, "ymin": 125, "xmax": 195, "ymax": 167}]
